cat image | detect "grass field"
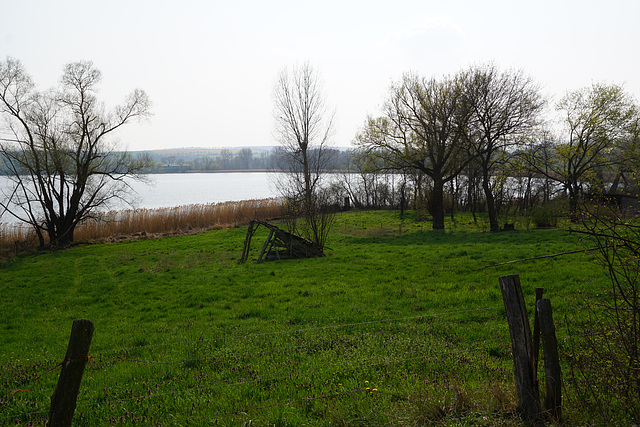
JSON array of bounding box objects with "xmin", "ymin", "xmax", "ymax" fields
[{"xmin": 0, "ymin": 210, "xmax": 612, "ymax": 425}]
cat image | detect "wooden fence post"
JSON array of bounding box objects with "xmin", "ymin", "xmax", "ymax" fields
[
  {"xmin": 498, "ymin": 275, "xmax": 543, "ymax": 426},
  {"xmin": 537, "ymin": 298, "xmax": 562, "ymax": 422},
  {"xmin": 48, "ymin": 319, "xmax": 94, "ymax": 427}
]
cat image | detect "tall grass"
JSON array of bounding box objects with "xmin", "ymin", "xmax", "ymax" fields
[
  {"xmin": 0, "ymin": 223, "xmax": 34, "ymax": 253},
  {"xmin": 0, "ymin": 198, "xmax": 285, "ymax": 252}
]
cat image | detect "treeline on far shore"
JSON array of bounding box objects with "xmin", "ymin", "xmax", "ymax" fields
[{"xmin": 136, "ymin": 146, "xmax": 349, "ymax": 173}]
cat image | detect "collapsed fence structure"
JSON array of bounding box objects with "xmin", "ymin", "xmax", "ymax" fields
[
  {"xmin": 1, "ymin": 274, "xmax": 568, "ymax": 426},
  {"xmin": 240, "ymin": 220, "xmax": 325, "ymax": 262}
]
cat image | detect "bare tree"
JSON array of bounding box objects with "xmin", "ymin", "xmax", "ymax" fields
[
  {"xmin": 356, "ymin": 72, "xmax": 471, "ymax": 230},
  {"xmin": 334, "ymin": 148, "xmax": 402, "ymax": 210},
  {"xmin": 462, "ymin": 64, "xmax": 544, "ymax": 232},
  {"xmin": 273, "ymin": 63, "xmax": 335, "ymax": 249},
  {"xmin": 0, "ymin": 58, "xmax": 151, "ymax": 248}
]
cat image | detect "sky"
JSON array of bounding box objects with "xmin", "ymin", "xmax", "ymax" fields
[{"xmin": 1, "ymin": 0, "xmax": 639, "ymax": 151}]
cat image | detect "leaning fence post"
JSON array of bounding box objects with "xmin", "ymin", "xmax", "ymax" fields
[
  {"xmin": 537, "ymin": 298, "xmax": 562, "ymax": 422},
  {"xmin": 48, "ymin": 319, "xmax": 94, "ymax": 427},
  {"xmin": 498, "ymin": 275, "xmax": 543, "ymax": 426}
]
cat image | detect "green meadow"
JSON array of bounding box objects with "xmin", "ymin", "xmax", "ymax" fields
[{"xmin": 0, "ymin": 210, "xmax": 611, "ymax": 425}]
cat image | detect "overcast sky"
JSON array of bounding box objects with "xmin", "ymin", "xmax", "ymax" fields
[{"xmin": 2, "ymin": 0, "xmax": 639, "ymax": 151}]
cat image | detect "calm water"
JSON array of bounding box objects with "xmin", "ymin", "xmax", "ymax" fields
[
  {"xmin": 123, "ymin": 172, "xmax": 282, "ymax": 209},
  {"xmin": 0, "ymin": 173, "xmax": 283, "ymax": 225}
]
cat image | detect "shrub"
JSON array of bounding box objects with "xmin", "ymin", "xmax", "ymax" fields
[{"xmin": 530, "ymin": 198, "xmax": 567, "ymax": 228}]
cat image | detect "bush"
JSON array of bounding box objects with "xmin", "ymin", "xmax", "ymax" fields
[
  {"xmin": 565, "ymin": 203, "xmax": 640, "ymax": 424},
  {"xmin": 530, "ymin": 198, "xmax": 567, "ymax": 228}
]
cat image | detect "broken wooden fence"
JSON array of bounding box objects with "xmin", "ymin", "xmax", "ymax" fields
[{"xmin": 241, "ymin": 220, "xmax": 325, "ymax": 262}]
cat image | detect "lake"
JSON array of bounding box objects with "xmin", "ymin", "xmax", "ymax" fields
[
  {"xmin": 122, "ymin": 172, "xmax": 283, "ymax": 209},
  {"xmin": 0, "ymin": 172, "xmax": 283, "ymax": 225}
]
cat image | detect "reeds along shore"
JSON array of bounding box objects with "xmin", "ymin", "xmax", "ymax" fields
[{"xmin": 0, "ymin": 198, "xmax": 285, "ymax": 252}]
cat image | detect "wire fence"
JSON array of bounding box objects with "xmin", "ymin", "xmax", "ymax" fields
[{"xmin": 2, "ymin": 306, "xmax": 520, "ymax": 425}]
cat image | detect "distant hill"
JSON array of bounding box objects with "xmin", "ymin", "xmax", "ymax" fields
[
  {"xmin": 130, "ymin": 147, "xmax": 277, "ymax": 162},
  {"xmin": 130, "ymin": 146, "xmax": 352, "ymax": 163}
]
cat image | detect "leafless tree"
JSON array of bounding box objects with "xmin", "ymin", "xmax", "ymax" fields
[
  {"xmin": 273, "ymin": 63, "xmax": 335, "ymax": 249},
  {"xmin": 334, "ymin": 148, "xmax": 403, "ymax": 210},
  {"xmin": 462, "ymin": 64, "xmax": 544, "ymax": 232},
  {"xmin": 0, "ymin": 58, "xmax": 151, "ymax": 248}
]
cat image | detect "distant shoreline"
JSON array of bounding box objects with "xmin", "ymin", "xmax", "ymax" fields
[
  {"xmin": 145, "ymin": 169, "xmax": 353, "ymax": 174},
  {"xmin": 183, "ymin": 169, "xmax": 273, "ymax": 173}
]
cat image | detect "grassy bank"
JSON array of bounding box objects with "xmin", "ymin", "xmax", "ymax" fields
[{"xmin": 0, "ymin": 210, "xmax": 612, "ymax": 425}]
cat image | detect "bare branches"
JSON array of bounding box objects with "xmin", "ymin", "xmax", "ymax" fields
[
  {"xmin": 0, "ymin": 57, "xmax": 150, "ymax": 248},
  {"xmin": 566, "ymin": 201, "xmax": 640, "ymax": 421},
  {"xmin": 462, "ymin": 64, "xmax": 544, "ymax": 232},
  {"xmin": 274, "ymin": 63, "xmax": 334, "ymax": 154},
  {"xmin": 0, "ymin": 57, "xmax": 35, "ymax": 116},
  {"xmin": 273, "ymin": 63, "xmax": 336, "ymax": 250}
]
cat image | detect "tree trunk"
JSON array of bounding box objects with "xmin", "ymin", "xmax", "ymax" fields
[
  {"xmin": 467, "ymin": 175, "xmax": 478, "ymax": 223},
  {"xmin": 48, "ymin": 217, "xmax": 75, "ymax": 248},
  {"xmin": 609, "ymin": 171, "xmax": 622, "ymax": 193},
  {"xmin": 399, "ymin": 180, "xmax": 406, "ymax": 219},
  {"xmin": 483, "ymin": 171, "xmax": 500, "ymax": 232},
  {"xmin": 430, "ymin": 178, "xmax": 445, "ymax": 230},
  {"xmin": 568, "ymin": 183, "xmax": 580, "ymax": 223},
  {"xmin": 449, "ymin": 180, "xmax": 456, "ymax": 221}
]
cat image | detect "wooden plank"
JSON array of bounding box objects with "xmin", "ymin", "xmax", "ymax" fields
[
  {"xmin": 240, "ymin": 220, "xmax": 256, "ymax": 261},
  {"xmin": 257, "ymin": 229, "xmax": 274, "ymax": 262}
]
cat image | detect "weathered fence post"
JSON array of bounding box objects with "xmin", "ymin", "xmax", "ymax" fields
[
  {"xmin": 498, "ymin": 275, "xmax": 543, "ymax": 426},
  {"xmin": 48, "ymin": 319, "xmax": 94, "ymax": 427},
  {"xmin": 537, "ymin": 298, "xmax": 562, "ymax": 422}
]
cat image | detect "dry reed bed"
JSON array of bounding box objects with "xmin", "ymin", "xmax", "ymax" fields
[{"xmin": 0, "ymin": 198, "xmax": 284, "ymax": 251}]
